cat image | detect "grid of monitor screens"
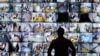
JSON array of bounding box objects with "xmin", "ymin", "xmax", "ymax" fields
[{"xmin": 0, "ymin": 0, "xmax": 100, "ymax": 56}]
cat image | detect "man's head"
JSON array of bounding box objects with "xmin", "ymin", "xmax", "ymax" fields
[{"xmin": 57, "ymin": 27, "xmax": 64, "ymax": 37}]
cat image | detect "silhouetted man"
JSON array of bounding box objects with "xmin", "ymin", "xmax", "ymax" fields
[{"xmin": 48, "ymin": 27, "xmax": 76, "ymax": 56}]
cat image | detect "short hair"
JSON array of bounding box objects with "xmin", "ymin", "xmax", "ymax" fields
[{"xmin": 57, "ymin": 27, "xmax": 64, "ymax": 35}]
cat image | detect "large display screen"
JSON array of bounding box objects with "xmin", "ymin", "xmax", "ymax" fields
[{"xmin": 0, "ymin": 0, "xmax": 100, "ymax": 56}]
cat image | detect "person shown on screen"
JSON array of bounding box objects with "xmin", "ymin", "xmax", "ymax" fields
[{"xmin": 48, "ymin": 27, "xmax": 76, "ymax": 56}]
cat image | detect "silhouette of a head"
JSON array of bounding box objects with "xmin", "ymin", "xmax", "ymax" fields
[{"xmin": 57, "ymin": 27, "xmax": 64, "ymax": 37}]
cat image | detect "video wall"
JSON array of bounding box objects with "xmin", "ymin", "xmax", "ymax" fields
[{"xmin": 0, "ymin": 0, "xmax": 100, "ymax": 56}]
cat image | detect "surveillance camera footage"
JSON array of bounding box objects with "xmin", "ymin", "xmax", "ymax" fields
[{"xmin": 0, "ymin": 0, "xmax": 100, "ymax": 56}]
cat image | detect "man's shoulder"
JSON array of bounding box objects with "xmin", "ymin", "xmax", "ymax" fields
[
  {"xmin": 51, "ymin": 39, "xmax": 59, "ymax": 43},
  {"xmin": 52, "ymin": 39, "xmax": 57, "ymax": 42},
  {"xmin": 51, "ymin": 38, "xmax": 72, "ymax": 46},
  {"xmin": 63, "ymin": 38, "xmax": 71, "ymax": 42},
  {"xmin": 65, "ymin": 38, "xmax": 70, "ymax": 41},
  {"xmin": 52, "ymin": 38, "xmax": 71, "ymax": 42}
]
